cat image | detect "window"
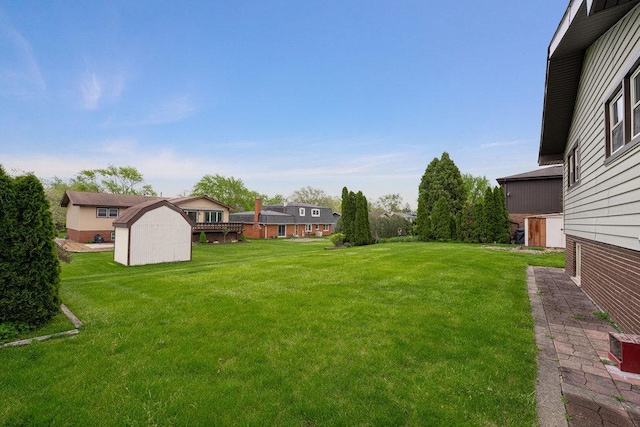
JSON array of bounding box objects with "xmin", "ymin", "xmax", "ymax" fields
[
  {"xmin": 609, "ymin": 90, "xmax": 625, "ymax": 154},
  {"xmin": 110, "ymin": 231, "xmax": 115, "ymax": 241},
  {"xmin": 204, "ymin": 211, "xmax": 223, "ymax": 223},
  {"xmin": 184, "ymin": 210, "xmax": 198, "ymax": 222},
  {"xmin": 632, "ymin": 67, "xmax": 640, "ymax": 138},
  {"xmin": 315, "ymin": 224, "xmax": 319, "ymax": 230},
  {"xmin": 299, "ymin": 208, "xmax": 306, "ymax": 216},
  {"xmin": 568, "ymin": 144, "xmax": 580, "ymax": 188},
  {"xmin": 605, "ymin": 62, "xmax": 640, "ymax": 159},
  {"xmin": 311, "ymin": 208, "xmax": 320, "ymax": 217},
  {"xmin": 278, "ymin": 225, "xmax": 286, "ymax": 237},
  {"xmin": 323, "ymin": 224, "xmax": 329, "ymax": 231},
  {"xmin": 305, "ymin": 224, "xmax": 312, "ymax": 233},
  {"xmin": 97, "ymin": 207, "xmax": 118, "ymax": 218}
]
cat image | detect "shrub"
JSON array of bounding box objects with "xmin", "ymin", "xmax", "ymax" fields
[
  {"xmin": 0, "ymin": 168, "xmax": 61, "ymax": 327},
  {"xmin": 199, "ymin": 231, "xmax": 207, "ymax": 244},
  {"xmin": 330, "ymin": 233, "xmax": 346, "ymax": 247}
]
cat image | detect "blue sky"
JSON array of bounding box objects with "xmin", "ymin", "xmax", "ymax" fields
[{"xmin": 0, "ymin": 1, "xmax": 568, "ymax": 207}]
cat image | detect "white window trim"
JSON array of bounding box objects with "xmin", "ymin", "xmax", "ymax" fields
[
  {"xmin": 323, "ymin": 224, "xmax": 329, "ymax": 231},
  {"xmin": 299, "ymin": 207, "xmax": 306, "ymax": 216},
  {"xmin": 311, "ymin": 208, "xmax": 320, "ymax": 217},
  {"xmin": 97, "ymin": 207, "xmax": 119, "ymax": 218},
  {"xmin": 610, "ymin": 90, "xmax": 625, "ymax": 155},
  {"xmin": 304, "ymin": 224, "xmax": 312, "ymax": 233},
  {"xmin": 632, "ymin": 67, "xmax": 640, "ymax": 139}
]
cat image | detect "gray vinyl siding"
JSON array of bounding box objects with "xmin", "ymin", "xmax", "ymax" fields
[
  {"xmin": 565, "ymin": 4, "xmax": 640, "ymax": 252},
  {"xmin": 502, "ymin": 179, "xmax": 563, "ymax": 214}
]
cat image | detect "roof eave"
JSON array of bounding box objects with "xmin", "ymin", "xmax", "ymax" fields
[{"xmin": 538, "ymin": 0, "xmax": 640, "ymax": 166}]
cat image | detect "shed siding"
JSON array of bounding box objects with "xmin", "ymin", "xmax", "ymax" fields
[
  {"xmin": 502, "ymin": 179, "xmax": 563, "ymax": 214},
  {"xmin": 114, "ymin": 227, "xmax": 129, "ymax": 265},
  {"xmin": 565, "ymin": 4, "xmax": 640, "ymax": 253},
  {"xmin": 128, "ymin": 206, "xmax": 192, "ymax": 266}
]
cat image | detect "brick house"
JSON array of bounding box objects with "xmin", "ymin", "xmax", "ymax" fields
[
  {"xmin": 230, "ymin": 199, "xmax": 335, "ymax": 239},
  {"xmin": 538, "ymin": 0, "xmax": 640, "ymax": 332}
]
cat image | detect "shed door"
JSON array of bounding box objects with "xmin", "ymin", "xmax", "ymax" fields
[{"xmin": 528, "ymin": 218, "xmax": 546, "ymax": 247}]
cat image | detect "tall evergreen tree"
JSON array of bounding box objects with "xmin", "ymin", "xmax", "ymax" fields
[
  {"xmin": 1, "ymin": 169, "xmax": 60, "ymax": 326},
  {"xmin": 416, "ymin": 152, "xmax": 466, "ymax": 240},
  {"xmin": 340, "ymin": 187, "xmax": 356, "ymax": 243},
  {"xmin": 353, "ymin": 191, "xmax": 372, "ymax": 246},
  {"xmin": 493, "ymin": 186, "xmax": 511, "ymax": 244},
  {"xmin": 430, "ymin": 196, "xmax": 452, "ymax": 241}
]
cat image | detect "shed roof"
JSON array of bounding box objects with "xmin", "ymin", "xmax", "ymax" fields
[
  {"xmin": 61, "ymin": 190, "xmax": 163, "ymax": 208},
  {"xmin": 496, "ymin": 166, "xmax": 563, "ymax": 183},
  {"xmin": 113, "ymin": 199, "xmax": 194, "ymax": 228},
  {"xmin": 538, "ymin": 0, "xmax": 640, "ymax": 165}
]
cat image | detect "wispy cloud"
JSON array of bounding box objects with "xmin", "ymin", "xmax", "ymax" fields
[
  {"xmin": 113, "ymin": 94, "xmax": 196, "ymax": 126},
  {"xmin": 80, "ymin": 66, "xmax": 126, "ymax": 110},
  {"xmin": 81, "ymin": 72, "xmax": 102, "ymax": 110},
  {"xmin": 0, "ymin": 14, "xmax": 46, "ymax": 99},
  {"xmin": 480, "ymin": 140, "xmax": 524, "ymax": 149}
]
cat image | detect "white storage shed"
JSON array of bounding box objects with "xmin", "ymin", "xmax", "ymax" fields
[{"xmin": 113, "ymin": 199, "xmax": 194, "ymax": 266}]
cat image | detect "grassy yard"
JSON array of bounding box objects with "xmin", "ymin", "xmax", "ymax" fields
[{"xmin": 0, "ymin": 240, "xmax": 564, "ymax": 426}]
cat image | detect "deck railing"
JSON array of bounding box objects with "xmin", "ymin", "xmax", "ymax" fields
[{"xmin": 192, "ymin": 222, "xmax": 243, "ymax": 233}]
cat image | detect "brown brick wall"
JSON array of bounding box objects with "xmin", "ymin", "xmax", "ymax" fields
[
  {"xmin": 567, "ymin": 235, "xmax": 640, "ymax": 334},
  {"xmin": 67, "ymin": 228, "xmax": 114, "ymax": 243},
  {"xmin": 242, "ymin": 223, "xmax": 333, "ymax": 239}
]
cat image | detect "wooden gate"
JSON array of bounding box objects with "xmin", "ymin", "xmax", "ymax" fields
[{"xmin": 528, "ymin": 217, "xmax": 546, "ymax": 247}]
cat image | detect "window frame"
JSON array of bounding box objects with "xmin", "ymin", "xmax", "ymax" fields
[
  {"xmin": 632, "ymin": 66, "xmax": 640, "ymax": 139},
  {"xmin": 323, "ymin": 224, "xmax": 329, "ymax": 231},
  {"xmin": 567, "ymin": 143, "xmax": 580, "ymax": 189},
  {"xmin": 304, "ymin": 224, "xmax": 312, "ymax": 233},
  {"xmin": 184, "ymin": 210, "xmax": 198, "ymax": 223},
  {"xmin": 204, "ymin": 210, "xmax": 223, "ymax": 223},
  {"xmin": 605, "ymin": 60, "xmax": 640, "ymax": 161},
  {"xmin": 277, "ymin": 225, "xmax": 286, "ymax": 237},
  {"xmin": 311, "ymin": 208, "xmax": 320, "ymax": 217},
  {"xmin": 299, "ymin": 207, "xmax": 306, "ymax": 216},
  {"xmin": 97, "ymin": 207, "xmax": 119, "ymax": 218}
]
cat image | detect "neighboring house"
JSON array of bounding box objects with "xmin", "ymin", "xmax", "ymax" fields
[
  {"xmin": 230, "ymin": 199, "xmax": 335, "ymax": 238},
  {"xmin": 61, "ymin": 191, "xmax": 242, "ymax": 244},
  {"xmin": 61, "ymin": 190, "xmax": 161, "ymax": 243},
  {"xmin": 113, "ymin": 199, "xmax": 193, "ymax": 266},
  {"xmin": 170, "ymin": 195, "xmax": 242, "ymax": 243},
  {"xmin": 538, "ymin": 0, "xmax": 640, "ymax": 332},
  {"xmin": 496, "ymin": 166, "xmax": 563, "ymax": 244}
]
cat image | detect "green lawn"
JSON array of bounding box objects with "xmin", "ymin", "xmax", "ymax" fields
[{"xmin": 0, "ymin": 240, "xmax": 564, "ymax": 426}]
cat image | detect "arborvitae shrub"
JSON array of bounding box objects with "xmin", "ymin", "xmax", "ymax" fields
[{"xmin": 0, "ymin": 168, "xmax": 60, "ymax": 327}]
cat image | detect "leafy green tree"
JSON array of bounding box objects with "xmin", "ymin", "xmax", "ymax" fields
[
  {"xmin": 472, "ymin": 198, "xmax": 487, "ymax": 243},
  {"xmin": 372, "ymin": 193, "xmax": 411, "ymax": 213},
  {"xmin": 192, "ymin": 174, "xmax": 260, "ymax": 212},
  {"xmin": 42, "ymin": 176, "xmax": 69, "ymax": 232},
  {"xmin": 289, "ymin": 186, "xmax": 339, "ymax": 210},
  {"xmin": 0, "ymin": 167, "xmax": 60, "ymax": 327},
  {"xmin": 430, "ymin": 197, "xmax": 452, "ymax": 241},
  {"xmin": 70, "ymin": 165, "xmax": 156, "ymax": 195},
  {"xmin": 462, "ymin": 173, "xmax": 490, "ymax": 204}
]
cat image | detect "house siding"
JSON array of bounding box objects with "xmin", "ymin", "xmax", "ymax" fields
[
  {"xmin": 565, "ymin": 5, "xmax": 640, "ymax": 253},
  {"xmin": 567, "ymin": 235, "xmax": 640, "ymax": 333},
  {"xmin": 174, "ymin": 199, "xmax": 230, "ymax": 222}
]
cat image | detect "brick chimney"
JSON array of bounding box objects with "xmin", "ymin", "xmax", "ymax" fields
[{"xmin": 253, "ymin": 198, "xmax": 262, "ymax": 232}]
